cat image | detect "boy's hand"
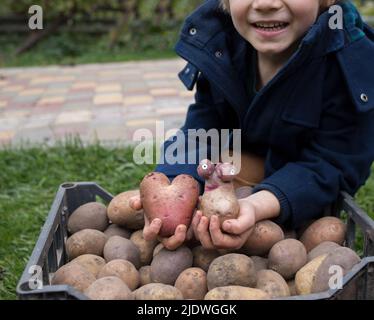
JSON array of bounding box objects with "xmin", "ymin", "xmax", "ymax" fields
[
  {"xmin": 192, "ymin": 198, "xmax": 256, "ymax": 250},
  {"xmin": 129, "ymin": 195, "xmax": 194, "ymax": 250}
]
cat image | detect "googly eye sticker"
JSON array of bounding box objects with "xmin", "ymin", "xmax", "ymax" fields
[
  {"xmin": 202, "ymin": 163, "xmax": 208, "ymax": 170},
  {"xmin": 230, "ymin": 168, "xmax": 235, "ymax": 175}
]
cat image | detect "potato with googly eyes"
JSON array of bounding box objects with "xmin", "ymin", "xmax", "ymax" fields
[{"xmin": 197, "ymin": 160, "xmax": 240, "ymax": 225}]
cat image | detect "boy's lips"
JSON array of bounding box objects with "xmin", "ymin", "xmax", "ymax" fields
[{"xmin": 251, "ymin": 21, "xmax": 290, "ymax": 38}]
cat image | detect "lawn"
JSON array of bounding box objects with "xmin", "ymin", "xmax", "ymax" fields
[
  {"xmin": 0, "ymin": 32, "xmax": 177, "ymax": 68},
  {"xmin": 0, "ymin": 140, "xmax": 373, "ymax": 300}
]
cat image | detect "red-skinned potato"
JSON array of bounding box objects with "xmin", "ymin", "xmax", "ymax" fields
[{"xmin": 140, "ymin": 172, "xmax": 199, "ymax": 237}]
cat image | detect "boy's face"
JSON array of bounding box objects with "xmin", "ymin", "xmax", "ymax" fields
[{"xmin": 228, "ymin": 0, "xmax": 333, "ymax": 56}]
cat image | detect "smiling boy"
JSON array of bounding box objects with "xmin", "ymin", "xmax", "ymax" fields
[{"xmin": 131, "ymin": 0, "xmax": 374, "ymax": 250}]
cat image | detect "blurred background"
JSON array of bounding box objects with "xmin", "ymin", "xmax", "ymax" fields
[{"xmin": 0, "ymin": 0, "xmax": 203, "ymax": 67}]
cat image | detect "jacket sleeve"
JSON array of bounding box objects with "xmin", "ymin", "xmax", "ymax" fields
[
  {"xmin": 154, "ymin": 72, "xmax": 224, "ymax": 191},
  {"xmin": 252, "ymin": 87, "xmax": 374, "ymax": 228}
]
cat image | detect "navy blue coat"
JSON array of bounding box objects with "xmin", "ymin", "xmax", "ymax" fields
[{"xmin": 155, "ymin": 0, "xmax": 374, "ymax": 228}]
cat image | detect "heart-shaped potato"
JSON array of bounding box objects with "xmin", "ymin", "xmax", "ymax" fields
[{"xmin": 140, "ymin": 172, "xmax": 199, "ymax": 237}]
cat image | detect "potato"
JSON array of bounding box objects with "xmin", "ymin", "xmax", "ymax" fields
[
  {"xmin": 51, "ymin": 263, "xmax": 95, "ymax": 292},
  {"xmin": 268, "ymin": 239, "xmax": 307, "ymax": 280},
  {"xmin": 198, "ymin": 161, "xmax": 240, "ymax": 225},
  {"xmin": 70, "ymin": 254, "xmax": 106, "ymax": 277},
  {"xmin": 205, "ymin": 286, "xmax": 269, "ymax": 300},
  {"xmin": 103, "ymin": 235, "xmax": 141, "ymax": 269},
  {"xmin": 307, "ymin": 241, "xmax": 341, "ymax": 262},
  {"xmin": 107, "ymin": 190, "xmax": 144, "ymax": 230},
  {"xmin": 175, "ymin": 267, "xmax": 208, "ymax": 300},
  {"xmin": 308, "ymin": 247, "xmax": 360, "ymax": 293},
  {"xmin": 104, "ymin": 224, "xmax": 131, "ymax": 239},
  {"xmin": 130, "ymin": 230, "xmax": 158, "ymax": 266},
  {"xmin": 242, "ymin": 220, "xmax": 284, "ymax": 256},
  {"xmin": 139, "ymin": 266, "xmax": 152, "ymax": 286},
  {"xmin": 294, "ymin": 254, "xmax": 327, "ymax": 295},
  {"xmin": 251, "ymin": 256, "xmax": 268, "ymax": 272},
  {"xmin": 300, "ymin": 216, "xmax": 346, "ymax": 252},
  {"xmin": 140, "ymin": 173, "xmax": 199, "ymax": 237},
  {"xmin": 192, "ymin": 246, "xmax": 220, "ymax": 272},
  {"xmin": 98, "ymin": 259, "xmax": 140, "ymax": 291},
  {"xmin": 67, "ymin": 202, "xmax": 109, "ymax": 234},
  {"xmin": 256, "ymin": 270, "xmax": 290, "ymax": 298},
  {"xmin": 207, "ymin": 254, "xmax": 256, "ymax": 290},
  {"xmin": 66, "ymin": 229, "xmax": 107, "ymax": 260},
  {"xmin": 295, "ymin": 247, "xmax": 360, "ymax": 295},
  {"xmin": 150, "ymin": 246, "xmax": 193, "ymax": 285},
  {"xmin": 199, "ymin": 185, "xmax": 240, "ymax": 224},
  {"xmin": 84, "ymin": 276, "xmax": 133, "ymax": 300},
  {"xmin": 134, "ymin": 283, "xmax": 183, "ymax": 300},
  {"xmin": 153, "ymin": 243, "xmax": 164, "ymax": 257}
]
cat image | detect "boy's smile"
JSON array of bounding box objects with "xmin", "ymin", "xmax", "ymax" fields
[
  {"xmin": 251, "ymin": 21, "xmax": 290, "ymax": 40},
  {"xmin": 228, "ymin": 0, "xmax": 333, "ymax": 56}
]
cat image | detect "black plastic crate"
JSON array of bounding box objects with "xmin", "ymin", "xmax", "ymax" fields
[{"xmin": 16, "ymin": 182, "xmax": 374, "ymax": 300}]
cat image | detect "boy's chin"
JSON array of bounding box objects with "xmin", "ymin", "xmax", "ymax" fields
[{"xmin": 252, "ymin": 42, "xmax": 296, "ymax": 57}]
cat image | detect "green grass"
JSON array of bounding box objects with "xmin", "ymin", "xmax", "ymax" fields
[
  {"xmin": 0, "ymin": 138, "xmax": 155, "ymax": 300},
  {"xmin": 0, "ymin": 24, "xmax": 179, "ymax": 68},
  {"xmin": 0, "ymin": 140, "xmax": 373, "ymax": 300}
]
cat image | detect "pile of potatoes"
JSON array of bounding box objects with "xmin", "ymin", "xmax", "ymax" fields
[{"xmin": 51, "ymin": 191, "xmax": 361, "ymax": 300}]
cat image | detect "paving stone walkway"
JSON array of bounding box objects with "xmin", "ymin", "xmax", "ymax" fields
[{"xmin": 0, "ymin": 58, "xmax": 195, "ymax": 147}]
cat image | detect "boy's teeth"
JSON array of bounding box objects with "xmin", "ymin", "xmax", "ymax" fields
[{"xmin": 255, "ymin": 22, "xmax": 286, "ymax": 28}]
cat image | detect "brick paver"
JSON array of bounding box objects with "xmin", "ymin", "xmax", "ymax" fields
[{"xmin": 0, "ymin": 58, "xmax": 194, "ymax": 146}]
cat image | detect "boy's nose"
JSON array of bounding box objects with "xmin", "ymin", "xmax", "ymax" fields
[{"xmin": 252, "ymin": 0, "xmax": 283, "ymax": 11}]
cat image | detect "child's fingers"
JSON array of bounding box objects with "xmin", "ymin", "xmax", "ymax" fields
[
  {"xmin": 191, "ymin": 210, "xmax": 203, "ymax": 241},
  {"xmin": 222, "ymin": 200, "xmax": 255, "ymax": 235},
  {"xmin": 209, "ymin": 215, "xmax": 243, "ymax": 249},
  {"xmin": 197, "ymin": 216, "xmax": 214, "ymax": 249},
  {"xmin": 143, "ymin": 218, "xmax": 162, "ymax": 241},
  {"xmin": 161, "ymin": 225, "xmax": 187, "ymax": 250},
  {"xmin": 129, "ymin": 196, "xmax": 142, "ymax": 210}
]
